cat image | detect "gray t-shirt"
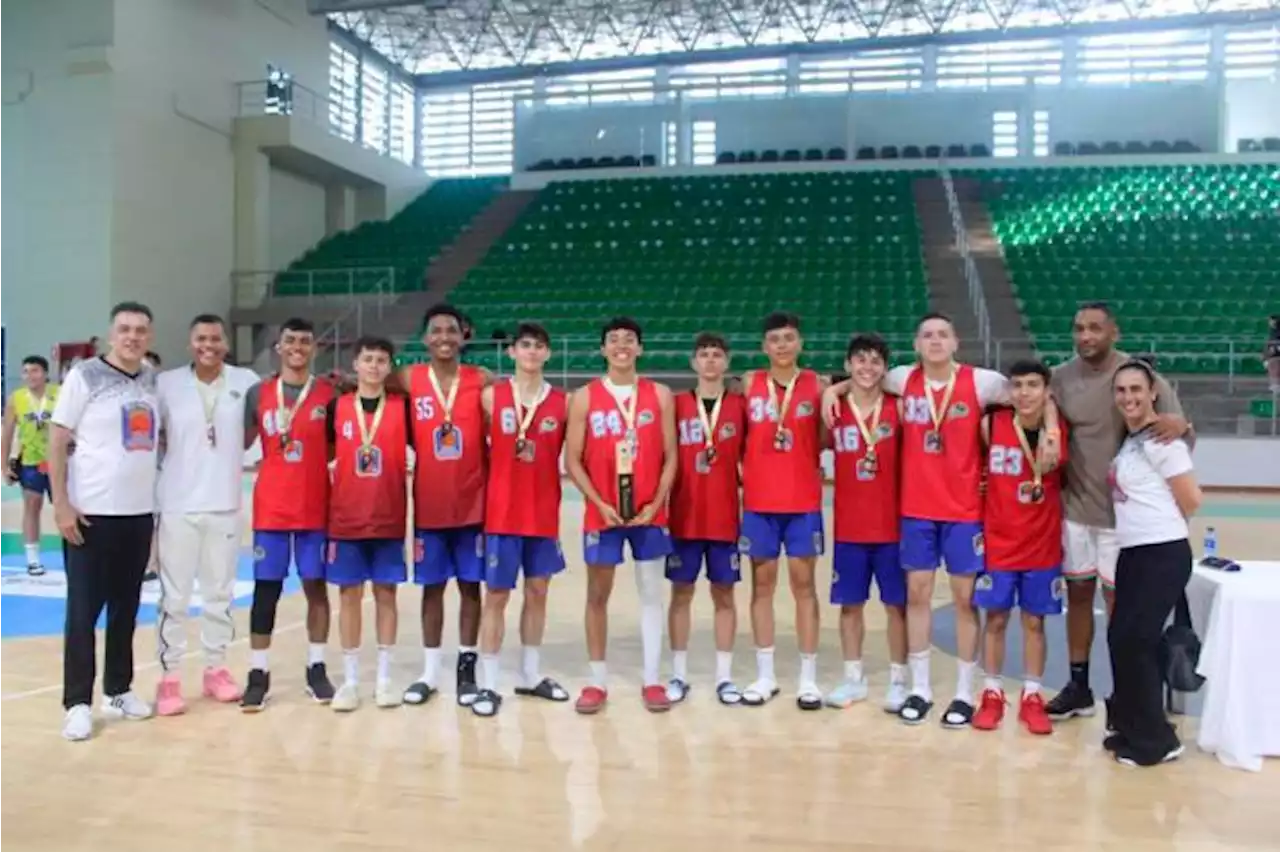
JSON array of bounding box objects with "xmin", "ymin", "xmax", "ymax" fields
[{"xmin": 1051, "ymin": 350, "xmax": 1183, "ymax": 529}]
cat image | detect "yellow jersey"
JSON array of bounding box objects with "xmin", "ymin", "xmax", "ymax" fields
[{"xmin": 10, "ymin": 385, "xmax": 59, "ymax": 466}]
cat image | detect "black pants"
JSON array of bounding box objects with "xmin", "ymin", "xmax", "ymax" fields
[
  {"xmin": 62, "ymin": 514, "xmax": 154, "ymax": 709},
  {"xmin": 1107, "ymin": 538, "xmax": 1193, "ymax": 763}
]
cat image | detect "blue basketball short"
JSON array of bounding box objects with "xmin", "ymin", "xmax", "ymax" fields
[
  {"xmin": 413, "ymin": 525, "xmax": 484, "ymax": 586},
  {"xmin": 899, "ymin": 518, "xmax": 984, "ymax": 576},
  {"xmin": 973, "ymin": 566, "xmax": 1065, "ymax": 616},
  {"xmin": 583, "ymin": 525, "xmax": 672, "ymax": 566},
  {"xmin": 831, "ymin": 541, "xmax": 906, "ymax": 607},
  {"xmin": 666, "ymin": 539, "xmax": 741, "ymax": 586},
  {"xmin": 740, "ymin": 510, "xmax": 824, "ymax": 561},
  {"xmin": 484, "ymin": 534, "xmax": 566, "ymax": 590},
  {"xmin": 253, "ymin": 530, "xmax": 326, "ymax": 581},
  {"xmin": 18, "ymin": 465, "xmax": 50, "ymax": 498},
  {"xmin": 326, "ymin": 538, "xmax": 407, "ymax": 587}
]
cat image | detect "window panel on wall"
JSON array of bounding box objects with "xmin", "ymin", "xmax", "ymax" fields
[
  {"xmin": 936, "ymin": 40, "xmax": 1063, "ymax": 89},
  {"xmin": 691, "ymin": 120, "xmax": 716, "ymax": 166},
  {"xmin": 663, "ymin": 120, "xmax": 678, "ymax": 166},
  {"xmin": 992, "ymin": 110, "xmax": 1019, "ymax": 158},
  {"xmin": 418, "ymin": 81, "xmax": 530, "ymax": 176},
  {"xmin": 328, "ymin": 41, "xmax": 359, "ymax": 141},
  {"xmin": 1223, "ymin": 25, "xmax": 1280, "ymax": 80},
  {"xmin": 1033, "ymin": 110, "xmax": 1050, "ymax": 156},
  {"xmin": 797, "ymin": 49, "xmax": 924, "ymax": 93},
  {"xmin": 1078, "ymin": 29, "xmax": 1210, "ymax": 84},
  {"xmin": 360, "ymin": 59, "xmax": 389, "ymax": 153},
  {"xmin": 389, "ymin": 79, "xmax": 415, "ymax": 165}
]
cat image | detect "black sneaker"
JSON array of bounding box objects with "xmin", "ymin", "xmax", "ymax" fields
[
  {"xmin": 1046, "ymin": 681, "xmax": 1096, "ymax": 721},
  {"xmin": 240, "ymin": 669, "xmax": 270, "ymax": 712},
  {"xmin": 27, "ymin": 563, "xmax": 46, "ymax": 577},
  {"xmin": 1114, "ymin": 742, "xmax": 1185, "ymax": 767},
  {"xmin": 305, "ymin": 662, "xmax": 335, "ymax": 704},
  {"xmin": 457, "ymin": 651, "xmax": 479, "ymax": 707}
]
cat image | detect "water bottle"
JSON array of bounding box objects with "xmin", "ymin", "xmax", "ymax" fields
[{"xmin": 1204, "ymin": 526, "xmax": 1218, "ymax": 559}]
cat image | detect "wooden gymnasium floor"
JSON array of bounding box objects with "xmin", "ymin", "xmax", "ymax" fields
[{"xmin": 2, "ymin": 480, "xmax": 1278, "ymax": 851}]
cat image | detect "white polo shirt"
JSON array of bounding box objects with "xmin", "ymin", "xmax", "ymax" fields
[
  {"xmin": 156, "ymin": 364, "xmax": 260, "ymax": 514},
  {"xmin": 1110, "ymin": 430, "xmax": 1195, "ymax": 549},
  {"xmin": 51, "ymin": 357, "xmax": 161, "ymax": 516}
]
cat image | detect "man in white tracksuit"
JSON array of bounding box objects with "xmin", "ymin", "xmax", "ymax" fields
[{"xmin": 153, "ymin": 314, "xmax": 259, "ymax": 716}]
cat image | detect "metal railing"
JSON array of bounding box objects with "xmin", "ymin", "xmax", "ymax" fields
[
  {"xmin": 230, "ymin": 267, "xmax": 396, "ymax": 313},
  {"xmin": 939, "ymin": 166, "xmax": 992, "ymax": 364},
  {"xmin": 235, "ymin": 78, "xmax": 350, "ymax": 134}
]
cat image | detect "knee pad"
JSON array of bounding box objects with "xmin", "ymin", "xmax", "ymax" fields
[
  {"xmin": 249, "ymin": 580, "xmax": 284, "ymax": 636},
  {"xmin": 634, "ymin": 559, "xmax": 665, "ymax": 608}
]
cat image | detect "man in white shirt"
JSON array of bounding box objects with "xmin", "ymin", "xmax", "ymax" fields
[
  {"xmin": 49, "ymin": 302, "xmax": 161, "ymax": 742},
  {"xmin": 153, "ymin": 314, "xmax": 259, "ymax": 716}
]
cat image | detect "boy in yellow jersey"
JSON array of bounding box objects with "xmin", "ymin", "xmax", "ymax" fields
[{"xmin": 2, "ymin": 356, "xmax": 60, "ymax": 575}]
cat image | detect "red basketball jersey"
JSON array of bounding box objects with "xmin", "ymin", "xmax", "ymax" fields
[
  {"xmin": 741, "ymin": 369, "xmax": 823, "ymax": 514},
  {"xmin": 485, "ymin": 380, "xmax": 567, "ymax": 539},
  {"xmin": 832, "ymin": 393, "xmax": 901, "ymax": 544},
  {"xmin": 581, "ymin": 378, "xmax": 668, "ymax": 533},
  {"xmin": 329, "ymin": 393, "xmax": 410, "ymax": 540},
  {"xmin": 899, "ymin": 364, "xmax": 984, "ymax": 524},
  {"xmin": 984, "ymin": 410, "xmax": 1068, "ymax": 571},
  {"xmin": 669, "ymin": 391, "xmax": 746, "ymax": 543},
  {"xmin": 252, "ymin": 376, "xmax": 335, "ymax": 531},
  {"xmin": 408, "ymin": 363, "xmax": 486, "ymax": 529}
]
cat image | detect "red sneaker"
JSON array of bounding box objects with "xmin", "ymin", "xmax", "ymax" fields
[
  {"xmin": 575, "ymin": 686, "xmax": 608, "ymax": 715},
  {"xmin": 1019, "ymin": 692, "xmax": 1053, "ymax": 735},
  {"xmin": 971, "ymin": 688, "xmax": 1006, "ymax": 731},
  {"xmin": 642, "ymin": 684, "xmax": 671, "ymax": 713}
]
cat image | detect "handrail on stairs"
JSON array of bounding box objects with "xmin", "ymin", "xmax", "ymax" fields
[
  {"xmin": 939, "ymin": 166, "xmax": 993, "ymax": 366},
  {"xmin": 314, "ymin": 302, "xmax": 366, "ymax": 374}
]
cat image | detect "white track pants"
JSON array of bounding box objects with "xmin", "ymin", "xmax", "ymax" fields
[{"xmin": 157, "ymin": 511, "xmax": 240, "ymax": 671}]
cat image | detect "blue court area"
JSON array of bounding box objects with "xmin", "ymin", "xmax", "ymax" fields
[
  {"xmin": 931, "ymin": 601, "xmax": 1205, "ymax": 717},
  {"xmin": 0, "ymin": 543, "xmax": 289, "ymax": 639}
]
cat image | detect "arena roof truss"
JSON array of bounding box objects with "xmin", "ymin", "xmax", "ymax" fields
[{"xmin": 315, "ymin": 0, "xmax": 1280, "ymax": 77}]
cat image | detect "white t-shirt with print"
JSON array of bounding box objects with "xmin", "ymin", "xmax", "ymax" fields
[
  {"xmin": 885, "ymin": 364, "xmax": 1010, "ymax": 408},
  {"xmin": 1109, "ymin": 431, "xmax": 1194, "ymax": 548}
]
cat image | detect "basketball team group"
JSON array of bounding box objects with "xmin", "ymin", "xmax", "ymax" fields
[{"xmin": 6, "ymin": 299, "xmax": 1204, "ymax": 768}]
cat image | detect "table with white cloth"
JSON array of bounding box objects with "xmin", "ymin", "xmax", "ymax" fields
[{"xmin": 1184, "ymin": 560, "xmax": 1280, "ymax": 772}]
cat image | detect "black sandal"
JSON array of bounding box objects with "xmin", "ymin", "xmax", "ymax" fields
[
  {"xmin": 402, "ymin": 681, "xmax": 437, "ymax": 705},
  {"xmin": 941, "ymin": 698, "xmax": 975, "ymax": 729},
  {"xmin": 898, "ymin": 694, "xmax": 934, "ymax": 725},
  {"xmin": 666, "ymin": 678, "xmax": 690, "ymax": 704},
  {"xmin": 471, "ymin": 689, "xmax": 503, "ymax": 718},
  {"xmin": 514, "ymin": 677, "xmax": 569, "ymax": 702},
  {"xmin": 716, "ymin": 681, "xmax": 743, "ymax": 706}
]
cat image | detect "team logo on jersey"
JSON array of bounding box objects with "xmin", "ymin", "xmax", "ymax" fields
[
  {"xmin": 1052, "ymin": 576, "xmax": 1067, "ymax": 601},
  {"xmin": 433, "ymin": 425, "xmax": 463, "ymax": 461},
  {"xmin": 975, "ymin": 574, "xmax": 994, "ymax": 592},
  {"xmin": 638, "ymin": 410, "xmax": 655, "ymax": 427},
  {"xmin": 876, "ymin": 423, "xmax": 893, "ymax": 438},
  {"xmin": 120, "ymin": 401, "xmax": 157, "ymax": 452},
  {"xmin": 539, "ymin": 416, "xmax": 558, "ymax": 432},
  {"xmin": 310, "ymin": 405, "xmax": 326, "ymax": 420},
  {"xmin": 796, "ymin": 402, "xmax": 814, "ymax": 417},
  {"xmin": 972, "ymin": 532, "xmax": 985, "ymax": 556},
  {"xmin": 719, "ymin": 422, "xmax": 737, "ymax": 440},
  {"xmin": 949, "ymin": 403, "xmax": 970, "ymax": 419}
]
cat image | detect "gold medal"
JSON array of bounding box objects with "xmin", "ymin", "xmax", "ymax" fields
[
  {"xmin": 922, "ymin": 365, "xmax": 957, "ymax": 455},
  {"xmin": 848, "ymin": 392, "xmax": 883, "ymax": 472},
  {"xmin": 511, "ymin": 379, "xmax": 548, "ymax": 463},
  {"xmin": 694, "ymin": 390, "xmax": 724, "ymax": 466},
  {"xmin": 1013, "ymin": 416, "xmax": 1045, "ymax": 503},
  {"xmin": 275, "ymin": 374, "xmax": 314, "ymax": 453},
  {"xmin": 428, "ymin": 365, "xmax": 460, "ymax": 433},
  {"xmin": 770, "ymin": 372, "xmax": 798, "ymax": 450}
]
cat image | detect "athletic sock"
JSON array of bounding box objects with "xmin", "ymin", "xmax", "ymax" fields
[
  {"xmin": 421, "ymin": 647, "xmax": 441, "ymax": 686},
  {"xmin": 636, "ymin": 560, "xmax": 664, "ymax": 687},
  {"xmin": 889, "ymin": 662, "xmax": 909, "ymax": 685},
  {"xmin": 480, "ymin": 654, "xmax": 501, "ymax": 692},
  {"xmin": 756, "ymin": 646, "xmax": 776, "ymax": 683},
  {"xmin": 521, "ymin": 646, "xmax": 541, "ymax": 687},
  {"xmin": 250, "ymin": 649, "xmax": 269, "ymax": 672},
  {"xmin": 1023, "ymin": 678, "xmax": 1041, "ymax": 696},
  {"xmin": 844, "ymin": 660, "xmax": 864, "ymax": 683},
  {"xmin": 458, "ymin": 645, "xmax": 477, "ymax": 659},
  {"xmin": 24, "ymin": 543, "xmax": 39, "ymax": 566},
  {"xmin": 343, "ymin": 649, "xmax": 359, "ymax": 685},
  {"xmin": 308, "ymin": 644, "xmax": 325, "ymax": 666},
  {"xmin": 908, "ymin": 650, "xmax": 932, "ymax": 700},
  {"xmin": 715, "ymin": 650, "xmax": 733, "ymax": 685},
  {"xmin": 672, "ymin": 650, "xmax": 689, "ymax": 682},
  {"xmin": 984, "ymin": 676, "xmax": 1003, "ymax": 694},
  {"xmin": 799, "ymin": 653, "xmax": 818, "ymax": 688},
  {"xmin": 1069, "ymin": 661, "xmax": 1089, "ymax": 689},
  {"xmin": 956, "ymin": 659, "xmax": 977, "ymax": 704},
  {"xmin": 589, "ymin": 660, "xmax": 608, "ymax": 689},
  {"xmin": 376, "ymin": 646, "xmax": 391, "ymax": 684}
]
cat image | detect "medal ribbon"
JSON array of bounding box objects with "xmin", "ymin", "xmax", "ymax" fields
[
  {"xmin": 195, "ymin": 369, "xmax": 225, "ymax": 439},
  {"xmin": 31, "ymin": 391, "xmax": 50, "ymax": 429},
  {"xmin": 847, "ymin": 392, "xmax": 883, "ymax": 455},
  {"xmin": 770, "ymin": 373, "xmax": 798, "ymax": 437},
  {"xmin": 695, "ymin": 390, "xmax": 724, "ymax": 450},
  {"xmin": 512, "ymin": 380, "xmax": 549, "ymax": 442},
  {"xmin": 611, "ymin": 381, "xmax": 639, "ymax": 437},
  {"xmin": 357, "ymin": 393, "xmax": 387, "ymax": 452},
  {"xmin": 1013, "ymin": 417, "xmax": 1043, "ymax": 489},
  {"xmin": 275, "ymin": 374, "xmax": 314, "ymax": 441},
  {"xmin": 924, "ymin": 365, "xmax": 958, "ymax": 435},
  {"xmin": 428, "ymin": 366, "xmax": 460, "ymax": 426}
]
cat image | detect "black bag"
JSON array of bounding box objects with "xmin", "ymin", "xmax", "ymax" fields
[{"xmin": 1159, "ymin": 593, "xmax": 1206, "ymax": 693}]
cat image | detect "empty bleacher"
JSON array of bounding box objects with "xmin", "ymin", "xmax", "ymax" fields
[{"xmin": 409, "ymin": 171, "xmax": 931, "ymax": 371}]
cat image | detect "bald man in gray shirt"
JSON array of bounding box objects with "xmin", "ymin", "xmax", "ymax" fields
[{"xmin": 1044, "ymin": 303, "xmax": 1191, "ymax": 722}]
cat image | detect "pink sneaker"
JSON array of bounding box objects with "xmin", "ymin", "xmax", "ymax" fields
[
  {"xmin": 203, "ymin": 667, "xmax": 243, "ymax": 703},
  {"xmin": 155, "ymin": 674, "xmax": 187, "ymax": 717}
]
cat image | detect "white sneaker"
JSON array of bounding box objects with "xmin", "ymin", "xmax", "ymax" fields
[
  {"xmin": 883, "ymin": 680, "xmax": 910, "ymax": 713},
  {"xmin": 102, "ymin": 691, "xmax": 153, "ymax": 721},
  {"xmin": 62, "ymin": 705, "xmax": 94, "ymax": 741},
  {"xmin": 374, "ymin": 681, "xmax": 401, "ymax": 708},
  {"xmin": 331, "ymin": 683, "xmax": 361, "ymax": 712}
]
